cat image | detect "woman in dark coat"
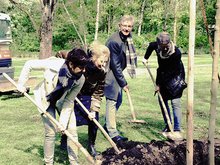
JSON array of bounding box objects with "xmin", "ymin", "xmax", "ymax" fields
[{"xmin": 143, "ymin": 32, "xmax": 187, "ymax": 140}]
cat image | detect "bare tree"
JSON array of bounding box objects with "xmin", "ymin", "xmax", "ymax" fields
[
  {"xmin": 186, "ymin": 0, "xmax": 196, "ymax": 165},
  {"xmin": 9, "ymin": 0, "xmax": 57, "ymax": 59},
  {"xmin": 138, "ymin": 0, "xmax": 146, "ymax": 36},
  {"xmin": 94, "ymin": 0, "xmax": 100, "ymax": 40},
  {"xmin": 173, "ymin": 0, "xmax": 178, "ymax": 44},
  {"xmin": 62, "ymin": 1, "xmax": 85, "ymax": 46},
  {"xmin": 208, "ymin": 1, "xmax": 220, "ymax": 164},
  {"xmin": 79, "ymin": 0, "xmax": 87, "ymax": 47},
  {"xmin": 39, "ymin": 0, "xmax": 57, "ymax": 59}
]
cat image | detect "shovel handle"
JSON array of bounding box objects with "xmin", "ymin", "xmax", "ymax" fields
[
  {"xmin": 75, "ymin": 97, "xmax": 120, "ymax": 154},
  {"xmin": 2, "ymin": 73, "xmax": 95, "ymax": 164},
  {"xmin": 143, "ymin": 64, "xmax": 173, "ymax": 133},
  {"xmin": 125, "ymin": 88, "xmax": 137, "ymax": 121}
]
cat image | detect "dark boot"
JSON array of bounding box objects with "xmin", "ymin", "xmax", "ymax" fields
[
  {"xmin": 88, "ymin": 144, "xmax": 98, "ymax": 157},
  {"xmin": 60, "ymin": 134, "xmax": 67, "ymax": 150},
  {"xmin": 88, "ymin": 120, "xmax": 99, "ymax": 157}
]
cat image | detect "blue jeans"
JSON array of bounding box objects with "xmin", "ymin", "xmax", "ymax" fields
[
  {"xmin": 159, "ymin": 97, "xmax": 182, "ymax": 131},
  {"xmin": 105, "ymin": 89, "xmax": 122, "ymax": 138}
]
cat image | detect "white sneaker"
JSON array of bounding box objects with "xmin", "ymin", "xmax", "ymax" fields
[
  {"xmin": 168, "ymin": 131, "xmax": 183, "ymax": 141},
  {"xmin": 161, "ymin": 131, "xmax": 172, "ymax": 138}
]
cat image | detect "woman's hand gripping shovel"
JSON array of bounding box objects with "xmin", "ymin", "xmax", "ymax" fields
[
  {"xmin": 142, "ymin": 62, "xmax": 175, "ymax": 139},
  {"xmin": 2, "ymin": 73, "xmax": 96, "ymax": 165},
  {"xmin": 124, "ymin": 88, "xmax": 146, "ymax": 124},
  {"xmin": 75, "ymin": 97, "xmax": 121, "ymax": 154}
]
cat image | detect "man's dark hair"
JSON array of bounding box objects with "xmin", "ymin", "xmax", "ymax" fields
[{"xmin": 66, "ymin": 48, "xmax": 89, "ymax": 68}]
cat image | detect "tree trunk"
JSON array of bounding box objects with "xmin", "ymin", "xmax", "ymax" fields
[
  {"xmin": 138, "ymin": 0, "xmax": 146, "ymax": 36},
  {"xmin": 39, "ymin": 5, "xmax": 53, "ymax": 59},
  {"xmin": 94, "ymin": 0, "xmax": 100, "ymax": 40},
  {"xmin": 162, "ymin": 0, "xmax": 167, "ymax": 31},
  {"xmin": 79, "ymin": 0, "xmax": 87, "ymax": 47},
  {"xmin": 9, "ymin": 0, "xmax": 57, "ymax": 59},
  {"xmin": 173, "ymin": 0, "xmax": 178, "ymax": 44},
  {"xmin": 208, "ymin": 1, "xmax": 220, "ymax": 164},
  {"xmin": 107, "ymin": 10, "xmax": 111, "ymax": 36},
  {"xmin": 186, "ymin": 0, "xmax": 196, "ymax": 165}
]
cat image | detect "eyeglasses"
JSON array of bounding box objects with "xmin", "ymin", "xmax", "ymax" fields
[{"xmin": 120, "ymin": 24, "xmax": 133, "ymax": 28}]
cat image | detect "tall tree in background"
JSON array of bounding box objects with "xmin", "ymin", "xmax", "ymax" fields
[
  {"xmin": 208, "ymin": 1, "xmax": 220, "ymax": 164},
  {"xmin": 173, "ymin": 0, "xmax": 178, "ymax": 44},
  {"xmin": 138, "ymin": 0, "xmax": 146, "ymax": 36},
  {"xmin": 39, "ymin": 0, "xmax": 57, "ymax": 59},
  {"xmin": 79, "ymin": 0, "xmax": 87, "ymax": 46},
  {"xmin": 94, "ymin": 0, "xmax": 100, "ymax": 40},
  {"xmin": 9, "ymin": 0, "xmax": 57, "ymax": 59}
]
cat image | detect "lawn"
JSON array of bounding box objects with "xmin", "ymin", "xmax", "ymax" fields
[{"xmin": 0, "ymin": 54, "xmax": 219, "ymax": 165}]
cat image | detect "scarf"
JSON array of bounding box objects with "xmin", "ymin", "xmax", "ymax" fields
[
  {"xmin": 126, "ymin": 37, "xmax": 137, "ymax": 78},
  {"xmin": 46, "ymin": 62, "xmax": 82, "ymax": 104},
  {"xmin": 158, "ymin": 41, "xmax": 175, "ymax": 59}
]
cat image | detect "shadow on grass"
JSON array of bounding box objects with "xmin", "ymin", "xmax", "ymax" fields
[
  {"xmin": 0, "ymin": 91, "xmax": 25, "ymax": 100},
  {"xmin": 20, "ymin": 143, "xmax": 70, "ymax": 164},
  {"xmin": 118, "ymin": 116, "xmax": 166, "ymax": 141}
]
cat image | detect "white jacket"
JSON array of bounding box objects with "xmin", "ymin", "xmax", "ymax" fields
[{"xmin": 18, "ymin": 57, "xmax": 65, "ymax": 113}]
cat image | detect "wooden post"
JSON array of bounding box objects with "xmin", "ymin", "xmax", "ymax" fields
[
  {"xmin": 208, "ymin": 1, "xmax": 220, "ymax": 164},
  {"xmin": 186, "ymin": 0, "xmax": 196, "ymax": 165}
]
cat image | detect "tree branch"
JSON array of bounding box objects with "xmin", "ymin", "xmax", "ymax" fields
[
  {"xmin": 61, "ymin": 0, "xmax": 85, "ymax": 46},
  {"xmin": 9, "ymin": 0, "xmax": 40, "ymax": 36}
]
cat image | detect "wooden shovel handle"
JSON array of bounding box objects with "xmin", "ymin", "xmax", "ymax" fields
[
  {"xmin": 3, "ymin": 73, "xmax": 95, "ymax": 165},
  {"xmin": 143, "ymin": 64, "xmax": 173, "ymax": 133},
  {"xmin": 75, "ymin": 97, "xmax": 120, "ymax": 154},
  {"xmin": 125, "ymin": 88, "xmax": 137, "ymax": 121}
]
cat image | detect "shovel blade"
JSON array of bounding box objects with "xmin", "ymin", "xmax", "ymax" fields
[{"xmin": 128, "ymin": 119, "xmax": 146, "ymax": 124}]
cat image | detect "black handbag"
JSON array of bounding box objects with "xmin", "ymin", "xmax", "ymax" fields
[{"xmin": 165, "ymin": 74, "xmax": 187, "ymax": 97}]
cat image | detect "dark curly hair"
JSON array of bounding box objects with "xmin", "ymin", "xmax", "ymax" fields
[{"xmin": 66, "ymin": 48, "xmax": 89, "ymax": 68}]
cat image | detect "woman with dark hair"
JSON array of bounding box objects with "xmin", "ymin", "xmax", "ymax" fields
[{"xmin": 17, "ymin": 48, "xmax": 89, "ymax": 165}]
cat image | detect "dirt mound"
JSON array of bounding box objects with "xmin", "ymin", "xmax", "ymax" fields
[{"xmin": 101, "ymin": 139, "xmax": 220, "ymax": 165}]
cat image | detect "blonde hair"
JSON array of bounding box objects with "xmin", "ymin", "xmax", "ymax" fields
[
  {"xmin": 119, "ymin": 15, "xmax": 135, "ymax": 25},
  {"xmin": 89, "ymin": 41, "xmax": 110, "ymax": 60}
]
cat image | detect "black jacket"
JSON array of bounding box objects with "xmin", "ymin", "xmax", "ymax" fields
[
  {"xmin": 79, "ymin": 60, "xmax": 106, "ymax": 101},
  {"xmin": 144, "ymin": 41, "xmax": 186, "ymax": 100}
]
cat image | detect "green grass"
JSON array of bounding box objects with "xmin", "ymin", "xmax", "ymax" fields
[{"xmin": 0, "ymin": 55, "xmax": 220, "ymax": 165}]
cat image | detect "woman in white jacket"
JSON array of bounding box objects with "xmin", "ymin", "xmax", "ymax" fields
[{"xmin": 17, "ymin": 49, "xmax": 89, "ymax": 165}]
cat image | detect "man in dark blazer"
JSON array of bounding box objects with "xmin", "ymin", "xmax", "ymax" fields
[{"xmin": 104, "ymin": 15, "xmax": 137, "ymax": 145}]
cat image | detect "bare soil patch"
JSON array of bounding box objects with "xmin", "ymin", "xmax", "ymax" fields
[{"xmin": 101, "ymin": 139, "xmax": 220, "ymax": 165}]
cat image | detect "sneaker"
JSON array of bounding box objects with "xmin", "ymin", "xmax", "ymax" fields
[
  {"xmin": 161, "ymin": 131, "xmax": 172, "ymax": 138},
  {"xmin": 167, "ymin": 131, "xmax": 183, "ymax": 141},
  {"xmin": 173, "ymin": 131, "xmax": 183, "ymax": 140},
  {"xmin": 112, "ymin": 135, "xmax": 128, "ymax": 142},
  {"xmin": 88, "ymin": 144, "xmax": 100, "ymax": 157},
  {"xmin": 162, "ymin": 125, "xmax": 171, "ymax": 132}
]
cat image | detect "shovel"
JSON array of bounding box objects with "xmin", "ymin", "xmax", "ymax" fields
[
  {"xmin": 2, "ymin": 73, "xmax": 96, "ymax": 165},
  {"xmin": 75, "ymin": 97, "xmax": 121, "ymax": 154},
  {"xmin": 143, "ymin": 63, "xmax": 173, "ymax": 133},
  {"xmin": 124, "ymin": 88, "xmax": 146, "ymax": 124}
]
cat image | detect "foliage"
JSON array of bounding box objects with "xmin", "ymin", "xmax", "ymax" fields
[{"xmin": 1, "ymin": 0, "xmax": 217, "ymax": 55}]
